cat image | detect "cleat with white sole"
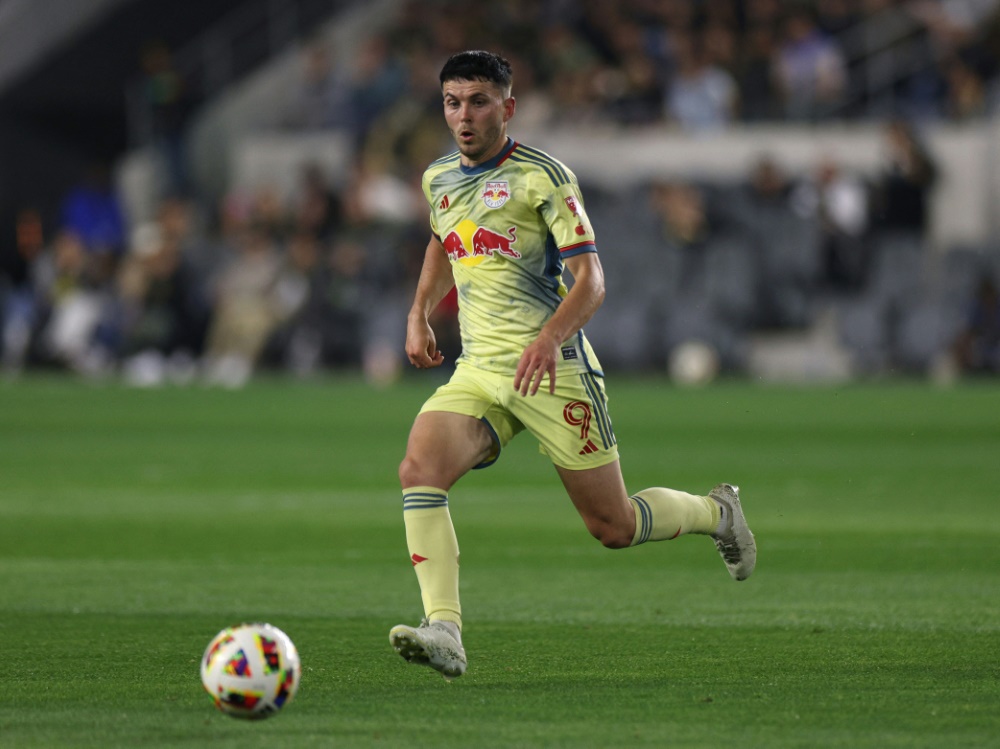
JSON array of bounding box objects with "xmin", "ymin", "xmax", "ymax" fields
[
  {"xmin": 709, "ymin": 483, "xmax": 756, "ymax": 581},
  {"xmin": 389, "ymin": 619, "xmax": 467, "ymax": 679}
]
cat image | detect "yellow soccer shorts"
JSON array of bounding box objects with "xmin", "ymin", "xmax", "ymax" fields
[{"xmin": 418, "ymin": 362, "xmax": 620, "ymax": 470}]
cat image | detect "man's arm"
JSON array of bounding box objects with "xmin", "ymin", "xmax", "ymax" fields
[
  {"xmin": 406, "ymin": 234, "xmax": 455, "ymax": 369},
  {"xmin": 514, "ymin": 251, "xmax": 606, "ymax": 396}
]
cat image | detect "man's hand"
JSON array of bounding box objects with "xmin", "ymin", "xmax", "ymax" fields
[
  {"xmin": 513, "ymin": 253, "xmax": 606, "ymax": 396},
  {"xmin": 405, "ymin": 236, "xmax": 453, "ymax": 369},
  {"xmin": 514, "ymin": 331, "xmax": 560, "ymax": 396},
  {"xmin": 406, "ymin": 316, "xmax": 444, "ymax": 369}
]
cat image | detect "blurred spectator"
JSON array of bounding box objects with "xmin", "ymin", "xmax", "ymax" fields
[
  {"xmin": 139, "ymin": 40, "xmax": 193, "ymax": 197},
  {"xmin": 741, "ymin": 154, "xmax": 794, "ymax": 214},
  {"xmin": 342, "ymin": 155, "xmax": 424, "ymax": 227},
  {"xmin": 322, "ymin": 236, "xmax": 367, "ymax": 368},
  {"xmin": 249, "ymin": 185, "xmax": 294, "ymax": 243},
  {"xmin": 652, "ymin": 180, "xmax": 711, "ymax": 248},
  {"xmin": 732, "ymin": 154, "xmax": 810, "ymax": 327},
  {"xmin": 650, "ymin": 180, "xmax": 713, "ymax": 288},
  {"xmin": 283, "ymin": 41, "xmax": 353, "ymax": 131},
  {"xmin": 735, "ymin": 24, "xmax": 781, "ymax": 121},
  {"xmin": 117, "ymin": 221, "xmax": 208, "ymax": 385},
  {"xmin": 1, "ymin": 208, "xmax": 45, "ymax": 373},
  {"xmin": 291, "ymin": 163, "xmax": 342, "ymax": 241},
  {"xmin": 201, "ymin": 225, "xmax": 290, "ymax": 387},
  {"xmin": 54, "ymin": 167, "xmax": 128, "ymax": 370},
  {"xmin": 773, "ymin": 8, "xmax": 848, "ymax": 120},
  {"xmin": 156, "ymin": 195, "xmax": 221, "ymax": 281},
  {"xmin": 873, "ymin": 119, "xmax": 938, "ymax": 236},
  {"xmin": 605, "ymin": 50, "xmax": 664, "ymax": 125},
  {"xmin": 942, "ymin": 54, "xmax": 988, "ymax": 119},
  {"xmin": 702, "ymin": 18, "xmax": 740, "ymax": 72},
  {"xmin": 664, "ymin": 29, "xmax": 738, "ymax": 132},
  {"xmin": 346, "ymin": 35, "xmax": 409, "ymax": 144},
  {"xmin": 952, "ymin": 274, "xmax": 1000, "ymax": 374},
  {"xmin": 713, "ymin": 154, "xmax": 784, "ymax": 236},
  {"xmin": 262, "ymin": 230, "xmax": 330, "ymax": 375},
  {"xmin": 538, "ymin": 23, "xmax": 606, "ymax": 124},
  {"xmin": 791, "ymin": 156, "xmax": 871, "ymax": 290},
  {"xmin": 599, "ymin": 17, "xmax": 665, "ymax": 125},
  {"xmin": 60, "ymin": 163, "xmax": 127, "ymax": 274},
  {"xmin": 33, "ymin": 230, "xmax": 120, "ymax": 374}
]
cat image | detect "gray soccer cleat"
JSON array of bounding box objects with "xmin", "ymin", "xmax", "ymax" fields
[
  {"xmin": 389, "ymin": 619, "xmax": 467, "ymax": 679},
  {"xmin": 709, "ymin": 483, "xmax": 756, "ymax": 581}
]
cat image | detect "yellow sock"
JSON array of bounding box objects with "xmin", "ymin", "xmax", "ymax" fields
[
  {"xmin": 402, "ymin": 486, "xmax": 462, "ymax": 630},
  {"xmin": 628, "ymin": 487, "xmax": 720, "ymax": 546}
]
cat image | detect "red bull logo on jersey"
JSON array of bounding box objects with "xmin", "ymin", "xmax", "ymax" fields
[
  {"xmin": 443, "ymin": 218, "xmax": 521, "ymax": 267},
  {"xmin": 482, "ymin": 180, "xmax": 510, "ymax": 209}
]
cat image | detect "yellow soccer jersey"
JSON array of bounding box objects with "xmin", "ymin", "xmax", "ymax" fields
[{"xmin": 422, "ymin": 137, "xmax": 604, "ymax": 376}]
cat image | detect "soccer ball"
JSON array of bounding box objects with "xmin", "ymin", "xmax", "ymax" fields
[
  {"xmin": 200, "ymin": 622, "xmax": 301, "ymax": 719},
  {"xmin": 668, "ymin": 340, "xmax": 720, "ymax": 386}
]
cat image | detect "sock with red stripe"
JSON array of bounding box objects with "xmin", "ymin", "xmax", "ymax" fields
[
  {"xmin": 402, "ymin": 486, "xmax": 462, "ymax": 630},
  {"xmin": 628, "ymin": 487, "xmax": 720, "ymax": 546}
]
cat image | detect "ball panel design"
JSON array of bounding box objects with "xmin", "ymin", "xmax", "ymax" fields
[{"xmin": 200, "ymin": 623, "xmax": 300, "ymax": 719}]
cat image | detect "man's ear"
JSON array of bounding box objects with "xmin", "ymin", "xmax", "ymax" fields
[{"xmin": 504, "ymin": 96, "xmax": 516, "ymax": 122}]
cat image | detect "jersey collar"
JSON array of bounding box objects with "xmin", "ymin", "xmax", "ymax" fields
[{"xmin": 459, "ymin": 137, "xmax": 518, "ymax": 175}]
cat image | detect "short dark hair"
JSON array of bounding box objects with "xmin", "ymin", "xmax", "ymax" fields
[{"xmin": 439, "ymin": 50, "xmax": 513, "ymax": 92}]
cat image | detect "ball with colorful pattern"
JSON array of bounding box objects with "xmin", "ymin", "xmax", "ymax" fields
[{"xmin": 200, "ymin": 622, "xmax": 301, "ymax": 719}]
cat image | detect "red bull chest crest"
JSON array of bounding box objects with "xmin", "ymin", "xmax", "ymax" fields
[
  {"xmin": 482, "ymin": 181, "xmax": 510, "ymax": 209},
  {"xmin": 443, "ymin": 219, "xmax": 520, "ymax": 266}
]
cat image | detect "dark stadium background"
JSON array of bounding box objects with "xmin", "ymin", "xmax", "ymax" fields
[{"xmin": 1, "ymin": 0, "xmax": 998, "ymax": 383}]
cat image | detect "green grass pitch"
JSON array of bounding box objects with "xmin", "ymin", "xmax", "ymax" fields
[{"xmin": 2, "ymin": 375, "xmax": 999, "ymax": 748}]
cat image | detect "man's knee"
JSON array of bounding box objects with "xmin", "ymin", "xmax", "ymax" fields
[
  {"xmin": 398, "ymin": 454, "xmax": 425, "ymax": 489},
  {"xmin": 398, "ymin": 451, "xmax": 468, "ymax": 491},
  {"xmin": 584, "ymin": 517, "xmax": 633, "ymax": 549}
]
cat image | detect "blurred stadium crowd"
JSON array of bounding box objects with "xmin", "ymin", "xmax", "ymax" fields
[{"xmin": 2, "ymin": 0, "xmax": 1000, "ymax": 385}]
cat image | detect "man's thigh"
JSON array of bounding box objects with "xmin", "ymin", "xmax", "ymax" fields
[
  {"xmin": 416, "ymin": 364, "xmax": 525, "ymax": 470},
  {"xmin": 403, "ymin": 410, "xmax": 496, "ymax": 489},
  {"xmin": 502, "ymin": 370, "xmax": 620, "ymax": 470}
]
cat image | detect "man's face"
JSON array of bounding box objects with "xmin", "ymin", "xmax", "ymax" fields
[{"xmin": 442, "ymin": 79, "xmax": 515, "ymax": 166}]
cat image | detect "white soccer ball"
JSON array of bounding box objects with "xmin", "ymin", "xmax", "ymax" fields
[
  {"xmin": 200, "ymin": 622, "xmax": 301, "ymax": 719},
  {"xmin": 668, "ymin": 340, "xmax": 720, "ymax": 386}
]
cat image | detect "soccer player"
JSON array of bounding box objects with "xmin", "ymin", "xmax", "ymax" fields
[{"xmin": 389, "ymin": 50, "xmax": 756, "ymax": 679}]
